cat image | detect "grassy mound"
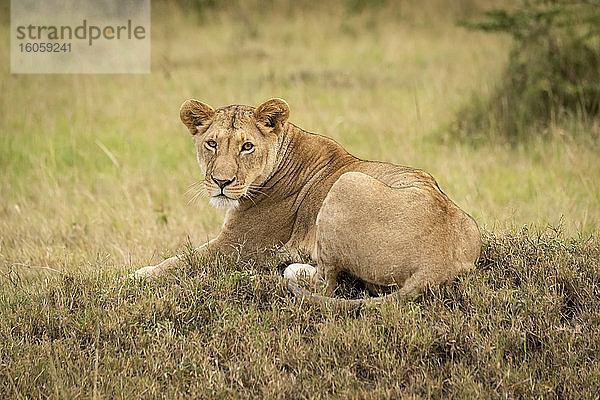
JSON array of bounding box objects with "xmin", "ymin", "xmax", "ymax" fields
[{"xmin": 1, "ymin": 227, "xmax": 598, "ymax": 398}]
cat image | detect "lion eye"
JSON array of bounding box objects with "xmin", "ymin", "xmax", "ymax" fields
[
  {"xmin": 205, "ymin": 140, "xmax": 217, "ymax": 149},
  {"xmin": 241, "ymin": 142, "xmax": 254, "ymax": 152}
]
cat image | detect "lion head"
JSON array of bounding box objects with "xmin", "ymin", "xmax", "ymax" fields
[{"xmin": 179, "ymin": 98, "xmax": 290, "ymax": 209}]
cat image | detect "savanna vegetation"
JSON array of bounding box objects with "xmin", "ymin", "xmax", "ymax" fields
[
  {"xmin": 1, "ymin": 0, "xmax": 599, "ymax": 398},
  {"xmin": 456, "ymin": 0, "xmax": 600, "ymax": 141}
]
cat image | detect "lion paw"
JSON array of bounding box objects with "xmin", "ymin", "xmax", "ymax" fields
[
  {"xmin": 283, "ymin": 263, "xmax": 317, "ymax": 283},
  {"xmin": 130, "ymin": 265, "xmax": 158, "ymax": 279}
]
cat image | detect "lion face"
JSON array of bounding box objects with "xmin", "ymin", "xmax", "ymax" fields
[{"xmin": 180, "ymin": 98, "xmax": 290, "ymax": 209}]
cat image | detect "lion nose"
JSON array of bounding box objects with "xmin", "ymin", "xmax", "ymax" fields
[{"xmin": 211, "ymin": 175, "xmax": 235, "ymax": 189}]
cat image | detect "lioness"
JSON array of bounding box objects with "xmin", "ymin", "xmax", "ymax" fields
[{"xmin": 134, "ymin": 98, "xmax": 481, "ymax": 307}]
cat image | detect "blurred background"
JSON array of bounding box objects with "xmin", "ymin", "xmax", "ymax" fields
[{"xmin": 1, "ymin": 0, "xmax": 598, "ymax": 271}]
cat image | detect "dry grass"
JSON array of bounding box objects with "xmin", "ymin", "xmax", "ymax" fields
[{"xmin": 1, "ymin": 227, "xmax": 599, "ymax": 398}]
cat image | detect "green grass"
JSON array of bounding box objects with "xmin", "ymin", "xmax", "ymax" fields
[{"xmin": 1, "ymin": 1, "xmax": 599, "ymax": 398}]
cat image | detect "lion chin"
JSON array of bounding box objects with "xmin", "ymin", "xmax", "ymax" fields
[{"xmin": 209, "ymin": 195, "xmax": 239, "ymax": 209}]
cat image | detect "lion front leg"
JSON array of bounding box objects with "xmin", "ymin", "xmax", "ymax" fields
[
  {"xmin": 132, "ymin": 240, "xmax": 214, "ymax": 279},
  {"xmin": 133, "ymin": 255, "xmax": 179, "ymax": 278}
]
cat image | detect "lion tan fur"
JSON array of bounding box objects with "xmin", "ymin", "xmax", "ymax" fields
[{"xmin": 134, "ymin": 98, "xmax": 481, "ymax": 307}]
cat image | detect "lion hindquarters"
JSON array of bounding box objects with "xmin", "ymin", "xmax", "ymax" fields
[{"xmin": 315, "ymin": 171, "xmax": 479, "ymax": 293}]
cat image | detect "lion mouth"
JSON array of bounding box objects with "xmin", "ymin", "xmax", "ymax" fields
[{"xmin": 209, "ymin": 194, "xmax": 240, "ymax": 209}]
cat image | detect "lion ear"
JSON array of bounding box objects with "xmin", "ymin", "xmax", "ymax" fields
[
  {"xmin": 180, "ymin": 99, "xmax": 215, "ymax": 135},
  {"xmin": 254, "ymin": 98, "xmax": 290, "ymax": 133}
]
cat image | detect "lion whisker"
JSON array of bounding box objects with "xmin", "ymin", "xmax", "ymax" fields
[
  {"xmin": 246, "ymin": 186, "xmax": 270, "ymax": 198},
  {"xmin": 186, "ymin": 186, "xmax": 209, "ymax": 205},
  {"xmin": 185, "ymin": 180, "xmax": 208, "ymax": 196}
]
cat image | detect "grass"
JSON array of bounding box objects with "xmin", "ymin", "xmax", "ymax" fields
[
  {"xmin": 1, "ymin": 227, "xmax": 598, "ymax": 398},
  {"xmin": 1, "ymin": 0, "xmax": 599, "ymax": 398}
]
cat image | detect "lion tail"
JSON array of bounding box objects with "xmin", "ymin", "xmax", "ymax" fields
[{"xmin": 286, "ymin": 280, "xmax": 396, "ymax": 311}]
